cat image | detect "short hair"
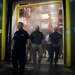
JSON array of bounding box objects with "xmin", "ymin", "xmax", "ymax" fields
[
  {"xmin": 18, "ymin": 22, "xmax": 23, "ymax": 26},
  {"xmin": 35, "ymin": 25, "xmax": 39, "ymax": 29}
]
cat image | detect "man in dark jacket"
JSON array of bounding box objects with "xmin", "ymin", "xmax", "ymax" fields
[
  {"xmin": 49, "ymin": 27, "xmax": 62, "ymax": 67},
  {"xmin": 11, "ymin": 22, "xmax": 30, "ymax": 75}
]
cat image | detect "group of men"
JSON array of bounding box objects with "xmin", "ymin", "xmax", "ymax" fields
[{"xmin": 11, "ymin": 22, "xmax": 62, "ymax": 75}]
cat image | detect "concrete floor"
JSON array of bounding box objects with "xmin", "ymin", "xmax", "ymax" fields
[{"xmin": 0, "ymin": 58, "xmax": 75, "ymax": 75}]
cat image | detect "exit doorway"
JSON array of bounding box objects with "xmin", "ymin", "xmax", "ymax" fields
[{"xmin": 11, "ymin": 1, "xmax": 64, "ymax": 66}]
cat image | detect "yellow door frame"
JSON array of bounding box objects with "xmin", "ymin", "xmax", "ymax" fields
[
  {"xmin": 1, "ymin": 0, "xmax": 7, "ymax": 61},
  {"xmin": 1, "ymin": 0, "xmax": 71, "ymax": 67},
  {"xmin": 65, "ymin": 0, "xmax": 71, "ymax": 67}
]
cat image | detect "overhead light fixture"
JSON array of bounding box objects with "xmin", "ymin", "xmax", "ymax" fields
[{"xmin": 51, "ymin": 4, "xmax": 54, "ymax": 7}]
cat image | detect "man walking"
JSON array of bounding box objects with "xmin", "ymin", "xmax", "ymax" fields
[
  {"xmin": 31, "ymin": 26, "xmax": 44, "ymax": 70},
  {"xmin": 11, "ymin": 22, "xmax": 30, "ymax": 75},
  {"xmin": 49, "ymin": 27, "xmax": 62, "ymax": 67}
]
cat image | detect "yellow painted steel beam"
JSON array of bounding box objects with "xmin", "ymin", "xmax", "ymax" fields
[
  {"xmin": 18, "ymin": 1, "xmax": 62, "ymax": 8},
  {"xmin": 1, "ymin": 0, "xmax": 7, "ymax": 61},
  {"xmin": 66, "ymin": 0, "xmax": 71, "ymax": 67},
  {"xmin": 16, "ymin": 4, "xmax": 19, "ymax": 30}
]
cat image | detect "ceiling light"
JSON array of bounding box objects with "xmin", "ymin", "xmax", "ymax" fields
[{"xmin": 51, "ymin": 5, "xmax": 54, "ymax": 7}]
